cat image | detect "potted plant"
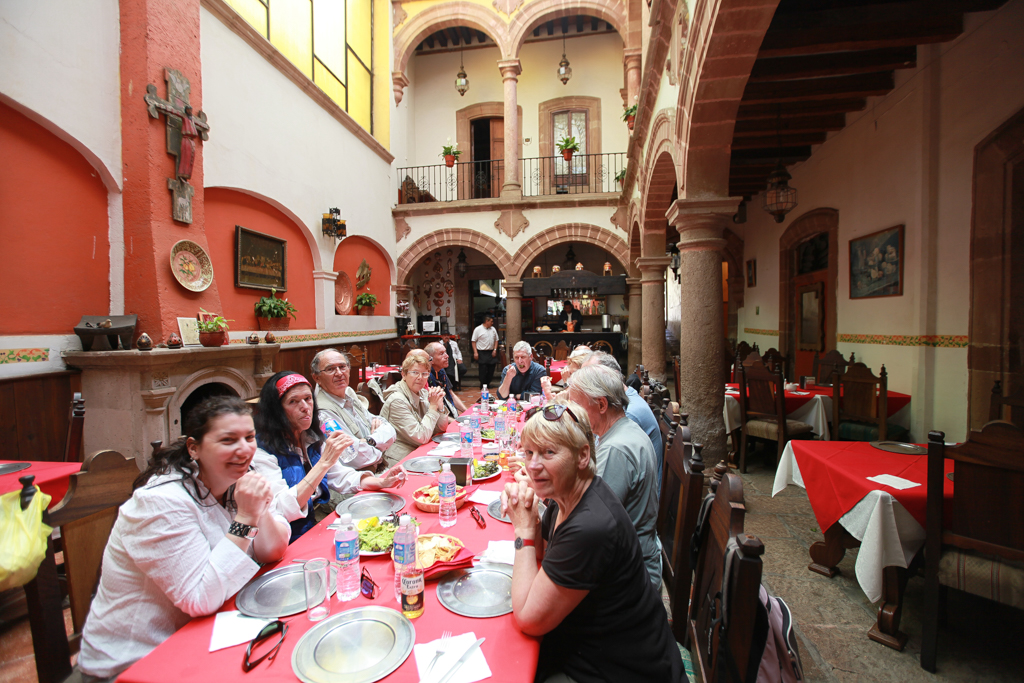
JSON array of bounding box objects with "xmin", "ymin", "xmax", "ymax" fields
[
  {"xmin": 440, "ymin": 139, "xmax": 462, "ymax": 168},
  {"xmin": 254, "ymin": 288, "xmax": 297, "ymax": 331},
  {"xmin": 355, "ymin": 292, "xmax": 379, "ymax": 315},
  {"xmin": 196, "ymin": 309, "xmax": 232, "ymax": 347},
  {"xmin": 557, "ymin": 136, "xmax": 580, "ymax": 161},
  {"xmin": 615, "ymin": 169, "xmax": 627, "ymax": 186},
  {"xmin": 622, "ymin": 102, "xmax": 638, "ymax": 130}
]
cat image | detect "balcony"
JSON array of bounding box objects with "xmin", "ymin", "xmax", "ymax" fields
[{"xmin": 396, "ymin": 152, "xmax": 626, "ymax": 205}]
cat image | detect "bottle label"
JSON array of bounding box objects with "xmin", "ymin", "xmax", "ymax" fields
[
  {"xmin": 439, "ymin": 480, "xmax": 456, "ymax": 498},
  {"xmin": 495, "ymin": 415, "xmax": 506, "ymax": 434},
  {"xmin": 335, "ymin": 537, "xmax": 358, "ymax": 562},
  {"xmin": 393, "ymin": 541, "xmax": 410, "ymax": 565},
  {"xmin": 469, "ymin": 416, "xmax": 480, "ymax": 430},
  {"xmin": 401, "ymin": 570, "xmax": 425, "ymax": 596},
  {"xmin": 322, "ymin": 416, "xmax": 343, "ymax": 433},
  {"xmin": 461, "ymin": 429, "xmax": 473, "ymax": 446}
]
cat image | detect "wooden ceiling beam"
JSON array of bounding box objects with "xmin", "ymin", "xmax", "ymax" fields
[
  {"xmin": 732, "ymin": 146, "xmax": 812, "ymax": 164},
  {"xmin": 734, "ymin": 113, "xmax": 847, "ymax": 136},
  {"xmin": 447, "ymin": 28, "xmax": 461, "ymax": 46},
  {"xmin": 547, "ymin": 21, "xmax": 554, "ymax": 37},
  {"xmin": 738, "ymin": 98, "xmax": 867, "ymax": 120},
  {"xmin": 561, "ymin": 17, "xmax": 569, "ymax": 35},
  {"xmin": 742, "ymin": 71, "xmax": 894, "ymax": 104},
  {"xmin": 731, "ymin": 132, "xmax": 828, "ymax": 149},
  {"xmin": 462, "ymin": 28, "xmax": 473, "ymax": 45},
  {"xmin": 478, "ymin": 31, "xmax": 488, "ymax": 43},
  {"xmin": 749, "ymin": 46, "xmax": 917, "ymax": 82},
  {"xmin": 425, "ymin": 36, "xmax": 435, "ymax": 49},
  {"xmin": 592, "ymin": 17, "xmax": 599, "ymax": 31},
  {"xmin": 730, "ymin": 165, "xmax": 781, "ymax": 178},
  {"xmin": 436, "ymin": 31, "xmax": 448, "ymax": 48}
]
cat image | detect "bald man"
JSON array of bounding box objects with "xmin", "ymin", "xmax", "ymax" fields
[{"xmin": 426, "ymin": 341, "xmax": 466, "ymax": 417}]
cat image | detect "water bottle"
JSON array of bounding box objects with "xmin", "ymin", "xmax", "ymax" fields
[
  {"xmin": 392, "ymin": 514, "xmax": 415, "ymax": 604},
  {"xmin": 460, "ymin": 422, "xmax": 473, "ymax": 458},
  {"xmin": 439, "ymin": 463, "xmax": 457, "ymax": 528},
  {"xmin": 334, "ymin": 513, "xmax": 360, "ymax": 601},
  {"xmin": 321, "ymin": 414, "xmax": 343, "ymax": 434},
  {"xmin": 494, "ymin": 412, "xmax": 506, "ymax": 440},
  {"xmin": 470, "ymin": 414, "xmax": 482, "ymax": 452},
  {"xmin": 480, "ymin": 384, "xmax": 490, "ymax": 407},
  {"xmin": 506, "ymin": 396, "xmax": 517, "ymax": 413}
]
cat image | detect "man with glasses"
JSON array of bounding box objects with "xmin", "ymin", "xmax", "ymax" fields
[
  {"xmin": 311, "ymin": 349, "xmax": 396, "ymax": 471},
  {"xmin": 496, "ymin": 341, "xmax": 546, "ymax": 400},
  {"xmin": 424, "ymin": 341, "xmax": 466, "ymax": 418}
]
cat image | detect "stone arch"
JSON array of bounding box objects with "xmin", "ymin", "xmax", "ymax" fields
[
  {"xmin": 397, "ymin": 228, "xmax": 514, "ymax": 284},
  {"xmin": 778, "ymin": 207, "xmax": 839, "ymax": 361},
  {"xmin": 628, "ymin": 220, "xmax": 642, "ymax": 275},
  {"xmin": 508, "ymin": 0, "xmax": 628, "ymax": 58},
  {"xmin": 394, "ymin": 3, "xmax": 510, "ymax": 76},
  {"xmin": 510, "ymin": 223, "xmax": 629, "ymax": 279},
  {"xmin": 640, "ymin": 146, "xmax": 678, "ymax": 259},
  {"xmin": 167, "ymin": 367, "xmax": 257, "ymax": 441}
]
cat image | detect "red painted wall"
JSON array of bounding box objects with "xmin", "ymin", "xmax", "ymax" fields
[
  {"xmin": 205, "ymin": 189, "xmax": 317, "ymax": 329},
  {"xmin": 333, "ymin": 237, "xmax": 391, "ymax": 313},
  {"xmin": 0, "ymin": 103, "xmax": 109, "ymax": 335}
]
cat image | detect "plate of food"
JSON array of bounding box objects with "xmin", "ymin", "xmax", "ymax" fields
[
  {"xmin": 413, "ymin": 484, "xmax": 469, "ymax": 512},
  {"xmin": 473, "ymin": 459, "xmax": 501, "ymax": 481},
  {"xmin": 480, "ymin": 427, "xmax": 496, "ymax": 441},
  {"xmin": 355, "ymin": 514, "xmax": 419, "ymax": 556}
]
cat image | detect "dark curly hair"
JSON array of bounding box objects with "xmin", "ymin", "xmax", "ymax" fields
[
  {"xmin": 134, "ymin": 395, "xmax": 253, "ymax": 506},
  {"xmin": 255, "ymin": 370, "xmax": 324, "ymax": 456}
]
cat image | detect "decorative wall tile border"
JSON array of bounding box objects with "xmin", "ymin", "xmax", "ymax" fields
[
  {"xmin": 0, "ymin": 348, "xmax": 50, "ymax": 364},
  {"xmin": 838, "ymin": 334, "xmax": 968, "ymax": 348},
  {"xmin": 228, "ymin": 328, "xmax": 397, "ymax": 345},
  {"xmin": 743, "ymin": 328, "xmax": 779, "ymax": 336}
]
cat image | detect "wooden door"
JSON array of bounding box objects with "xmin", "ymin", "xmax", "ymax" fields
[
  {"xmin": 489, "ymin": 118, "xmax": 504, "ymax": 199},
  {"xmin": 792, "ymin": 269, "xmax": 827, "ymax": 379}
]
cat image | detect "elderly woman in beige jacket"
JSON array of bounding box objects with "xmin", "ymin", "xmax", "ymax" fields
[{"xmin": 379, "ymin": 349, "xmax": 451, "ymax": 465}]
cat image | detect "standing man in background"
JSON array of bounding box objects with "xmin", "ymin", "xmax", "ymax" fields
[{"xmin": 471, "ymin": 316, "xmax": 500, "ymax": 388}]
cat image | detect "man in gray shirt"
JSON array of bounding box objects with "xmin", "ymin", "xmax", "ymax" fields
[{"xmin": 568, "ymin": 365, "xmax": 662, "ymax": 587}]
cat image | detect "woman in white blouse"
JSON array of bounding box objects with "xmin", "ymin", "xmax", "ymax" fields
[{"xmin": 76, "ymin": 396, "xmax": 290, "ymax": 682}]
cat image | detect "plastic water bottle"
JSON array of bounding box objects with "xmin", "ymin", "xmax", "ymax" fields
[
  {"xmin": 494, "ymin": 412, "xmax": 506, "ymax": 440},
  {"xmin": 470, "ymin": 414, "xmax": 482, "ymax": 451},
  {"xmin": 480, "ymin": 384, "xmax": 490, "ymax": 407},
  {"xmin": 392, "ymin": 514, "xmax": 415, "ymax": 604},
  {"xmin": 334, "ymin": 513, "xmax": 360, "ymax": 601},
  {"xmin": 460, "ymin": 422, "xmax": 473, "ymax": 458},
  {"xmin": 439, "ymin": 463, "xmax": 457, "ymax": 528},
  {"xmin": 507, "ymin": 395, "xmax": 517, "ymax": 413}
]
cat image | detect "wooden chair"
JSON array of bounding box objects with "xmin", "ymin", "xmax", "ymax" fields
[
  {"xmin": 348, "ymin": 344, "xmax": 365, "ymax": 383},
  {"xmin": 382, "ymin": 370, "xmax": 403, "ymax": 389},
  {"xmin": 533, "ymin": 340, "xmax": 554, "ymax": 359},
  {"xmin": 831, "ymin": 362, "xmax": 908, "ymax": 442},
  {"xmin": 592, "ymin": 339, "xmax": 613, "ymax": 355},
  {"xmin": 812, "ymin": 349, "xmax": 851, "ymax": 385},
  {"xmin": 738, "ymin": 357, "xmax": 814, "ymax": 472},
  {"xmin": 672, "ymin": 355, "xmax": 681, "ymax": 405},
  {"xmin": 24, "ymin": 449, "xmax": 139, "ymax": 683},
  {"xmin": 63, "ymin": 392, "xmax": 86, "ymax": 462},
  {"xmin": 921, "ymin": 424, "xmax": 1024, "ymax": 672},
  {"xmin": 385, "ymin": 339, "xmax": 403, "ymax": 366},
  {"xmin": 544, "ymin": 357, "xmax": 551, "ymax": 377},
  {"xmin": 730, "ymin": 343, "xmax": 760, "ymax": 383},
  {"xmin": 761, "ymin": 347, "xmax": 786, "ymax": 378},
  {"xmin": 989, "ymin": 379, "xmax": 1024, "ymax": 429},
  {"xmin": 688, "ymin": 472, "xmax": 766, "ymax": 683},
  {"xmin": 357, "ymin": 381, "xmax": 383, "ymax": 415},
  {"xmin": 553, "ymin": 340, "xmax": 569, "ymax": 361},
  {"xmin": 399, "ymin": 341, "xmax": 417, "ymax": 364}
]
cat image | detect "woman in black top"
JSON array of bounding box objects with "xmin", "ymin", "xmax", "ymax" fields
[{"xmin": 502, "ymin": 400, "xmax": 683, "ymax": 683}]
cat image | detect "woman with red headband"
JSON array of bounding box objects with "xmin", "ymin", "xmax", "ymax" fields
[{"xmin": 253, "ymin": 371, "xmax": 403, "ymax": 541}]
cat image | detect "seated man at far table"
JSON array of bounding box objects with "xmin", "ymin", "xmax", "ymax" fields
[
  {"xmin": 497, "ymin": 341, "xmax": 546, "ymax": 400},
  {"xmin": 425, "ymin": 341, "xmax": 466, "ymax": 418}
]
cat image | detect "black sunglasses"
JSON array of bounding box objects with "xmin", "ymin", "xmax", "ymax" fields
[
  {"xmin": 525, "ymin": 404, "xmax": 579, "ymax": 425},
  {"xmin": 243, "ymin": 620, "xmax": 287, "ymax": 672},
  {"xmin": 360, "ymin": 567, "xmax": 380, "ymax": 599}
]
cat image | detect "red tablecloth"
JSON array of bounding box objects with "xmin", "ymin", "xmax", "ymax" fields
[
  {"xmin": 118, "ymin": 421, "xmax": 538, "ymax": 683},
  {"xmin": 725, "ymin": 383, "xmax": 818, "ymax": 414},
  {"xmin": 725, "ymin": 384, "xmax": 911, "ymax": 417},
  {"xmin": 549, "ymin": 360, "xmax": 568, "ymax": 383},
  {"xmin": 790, "ymin": 441, "xmax": 952, "ymax": 533},
  {"xmin": 0, "ymin": 460, "xmax": 81, "ymax": 509},
  {"xmin": 364, "ymin": 365, "xmax": 400, "ymax": 380}
]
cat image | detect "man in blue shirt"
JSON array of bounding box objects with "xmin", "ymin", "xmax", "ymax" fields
[
  {"xmin": 425, "ymin": 341, "xmax": 465, "ymax": 418},
  {"xmin": 497, "ymin": 341, "xmax": 546, "ymax": 399}
]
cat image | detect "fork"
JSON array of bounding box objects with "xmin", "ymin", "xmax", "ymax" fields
[{"xmin": 425, "ymin": 631, "xmax": 452, "ymax": 676}]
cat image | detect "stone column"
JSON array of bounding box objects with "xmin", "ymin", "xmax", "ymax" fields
[
  {"xmin": 667, "ymin": 197, "xmax": 739, "ymax": 466},
  {"xmin": 497, "ymin": 59, "xmax": 522, "ymax": 199},
  {"xmin": 312, "ymin": 270, "xmax": 337, "ymax": 328},
  {"xmin": 637, "ymin": 256, "xmax": 672, "ymax": 382},
  {"xmin": 624, "ymin": 49, "xmax": 642, "ymax": 111},
  {"xmin": 626, "ymin": 277, "xmax": 643, "ymax": 373},
  {"xmin": 504, "ymin": 279, "xmax": 523, "ymax": 349}
]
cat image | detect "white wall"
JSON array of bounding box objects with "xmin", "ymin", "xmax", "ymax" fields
[{"xmin": 733, "ymin": 0, "xmax": 1024, "ymax": 442}]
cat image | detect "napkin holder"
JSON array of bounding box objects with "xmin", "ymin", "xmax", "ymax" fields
[
  {"xmin": 800, "ymin": 376, "xmax": 815, "ymax": 389},
  {"xmin": 449, "ymin": 457, "xmax": 473, "ymax": 486}
]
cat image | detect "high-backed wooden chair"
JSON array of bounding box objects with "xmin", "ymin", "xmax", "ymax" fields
[
  {"xmin": 672, "ymin": 355, "xmax": 681, "ymax": 404},
  {"xmin": 357, "ymin": 381, "xmax": 384, "ymax": 415},
  {"xmin": 553, "ymin": 340, "xmax": 569, "ymax": 361},
  {"xmin": 921, "ymin": 424, "xmax": 1024, "ymax": 672},
  {"xmin": 385, "ymin": 339, "xmax": 403, "ymax": 366},
  {"xmin": 831, "ymin": 362, "xmax": 908, "ymax": 442},
  {"xmin": 497, "ymin": 343, "xmax": 508, "ymax": 368},
  {"xmin": 533, "ymin": 340, "xmax": 554, "ymax": 359},
  {"xmin": 63, "ymin": 392, "xmax": 86, "ymax": 462},
  {"xmin": 989, "ymin": 379, "xmax": 1024, "ymax": 429},
  {"xmin": 761, "ymin": 347, "xmax": 786, "ymax": 378},
  {"xmin": 812, "ymin": 349, "xmax": 851, "ymax": 385},
  {"xmin": 591, "ymin": 339, "xmax": 613, "ymax": 355},
  {"xmin": 24, "ymin": 449, "xmax": 139, "ymax": 683},
  {"xmin": 688, "ymin": 472, "xmax": 766, "ymax": 682},
  {"xmin": 398, "ymin": 341, "xmax": 417, "ymax": 364},
  {"xmin": 382, "ymin": 370, "xmax": 403, "ymax": 388},
  {"xmin": 347, "ymin": 344, "xmax": 365, "ymax": 383},
  {"xmin": 738, "ymin": 357, "xmax": 814, "ymax": 472},
  {"xmin": 544, "ymin": 357, "xmax": 551, "ymax": 377}
]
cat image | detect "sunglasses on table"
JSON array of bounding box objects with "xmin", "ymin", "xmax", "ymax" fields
[
  {"xmin": 243, "ymin": 620, "xmax": 288, "ymax": 672},
  {"xmin": 524, "ymin": 404, "xmax": 579, "ymax": 424},
  {"xmin": 360, "ymin": 567, "xmax": 380, "ymax": 599}
]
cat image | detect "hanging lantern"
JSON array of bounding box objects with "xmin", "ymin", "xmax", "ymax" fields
[
  {"xmin": 455, "ymin": 248, "xmax": 469, "ymax": 278},
  {"xmin": 455, "ymin": 54, "xmax": 469, "ymax": 96},
  {"xmin": 557, "ymin": 35, "xmax": 572, "ymax": 85},
  {"xmin": 762, "ymin": 162, "xmax": 798, "ymax": 224}
]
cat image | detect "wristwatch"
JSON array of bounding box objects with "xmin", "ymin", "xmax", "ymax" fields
[
  {"xmin": 228, "ymin": 521, "xmax": 258, "ymax": 540},
  {"xmin": 366, "ymin": 437, "xmax": 377, "ymax": 448},
  {"xmin": 514, "ymin": 537, "xmax": 535, "ymax": 550}
]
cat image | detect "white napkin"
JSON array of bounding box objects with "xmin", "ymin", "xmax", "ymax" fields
[
  {"xmin": 208, "ymin": 611, "xmax": 272, "ymax": 652},
  {"xmin": 414, "ymin": 632, "xmax": 490, "ymax": 683},
  {"xmin": 866, "ymin": 474, "xmax": 921, "ymax": 490},
  {"xmin": 468, "ymin": 489, "xmax": 502, "ymax": 505},
  {"xmin": 478, "ymin": 540, "xmax": 515, "ymax": 566},
  {"xmin": 428, "ymin": 443, "xmax": 461, "ymax": 456}
]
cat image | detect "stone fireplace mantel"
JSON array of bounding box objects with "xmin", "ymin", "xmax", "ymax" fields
[{"xmin": 63, "ymin": 345, "xmax": 280, "ymax": 468}]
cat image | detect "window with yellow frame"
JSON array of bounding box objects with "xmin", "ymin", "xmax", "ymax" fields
[{"xmin": 226, "ymin": 0, "xmax": 373, "ymax": 133}]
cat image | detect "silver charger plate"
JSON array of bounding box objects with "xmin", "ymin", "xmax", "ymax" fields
[
  {"xmin": 486, "ymin": 498, "xmax": 510, "ymax": 524},
  {"xmin": 403, "ymin": 456, "xmax": 443, "ymax": 474},
  {"xmin": 432, "ymin": 432, "xmax": 461, "ymax": 444},
  {"xmin": 0, "ymin": 463, "xmax": 32, "ymax": 476},
  {"xmin": 335, "ymin": 492, "xmax": 405, "ymax": 518},
  {"xmin": 436, "ymin": 564, "xmax": 513, "ymax": 618},
  {"xmin": 870, "ymin": 441, "xmax": 926, "ymax": 455},
  {"xmin": 291, "ymin": 606, "xmax": 415, "ymax": 683},
  {"xmin": 236, "ymin": 565, "xmax": 335, "ymax": 619}
]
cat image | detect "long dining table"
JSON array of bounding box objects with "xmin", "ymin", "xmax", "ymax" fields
[
  {"xmin": 118, "ymin": 413, "xmax": 538, "ymax": 683},
  {"xmin": 0, "ymin": 460, "xmax": 82, "ymax": 508}
]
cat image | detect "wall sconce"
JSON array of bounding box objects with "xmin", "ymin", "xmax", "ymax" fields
[
  {"xmin": 668, "ymin": 244, "xmax": 681, "ymax": 283},
  {"xmin": 321, "ymin": 208, "xmax": 346, "ymax": 241}
]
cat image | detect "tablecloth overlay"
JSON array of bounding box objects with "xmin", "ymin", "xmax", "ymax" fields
[{"xmin": 0, "ymin": 460, "xmax": 81, "ymax": 509}]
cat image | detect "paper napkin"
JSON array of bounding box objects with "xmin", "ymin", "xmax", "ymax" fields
[
  {"xmin": 468, "ymin": 489, "xmax": 502, "ymax": 505},
  {"xmin": 866, "ymin": 474, "xmax": 921, "ymax": 490},
  {"xmin": 428, "ymin": 443, "xmax": 461, "ymax": 456},
  {"xmin": 414, "ymin": 632, "xmax": 491, "ymax": 683},
  {"xmin": 209, "ymin": 611, "xmax": 272, "ymax": 652},
  {"xmin": 478, "ymin": 540, "xmax": 516, "ymax": 566}
]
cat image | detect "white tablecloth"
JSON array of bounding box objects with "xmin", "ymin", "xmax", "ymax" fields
[
  {"xmin": 724, "ymin": 393, "xmax": 833, "ymax": 440},
  {"xmin": 772, "ymin": 442, "xmax": 925, "ymax": 604}
]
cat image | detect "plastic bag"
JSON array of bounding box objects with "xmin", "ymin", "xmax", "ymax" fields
[{"xmin": 0, "ymin": 486, "xmax": 53, "ymax": 591}]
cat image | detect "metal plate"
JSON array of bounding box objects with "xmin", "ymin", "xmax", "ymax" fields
[
  {"xmin": 947, "ymin": 471, "xmax": 954, "ymax": 482},
  {"xmin": 436, "ymin": 564, "xmax": 513, "ymax": 618},
  {"xmin": 403, "ymin": 456, "xmax": 443, "ymax": 474},
  {"xmin": 335, "ymin": 492, "xmax": 405, "ymax": 519},
  {"xmin": 236, "ymin": 565, "xmax": 335, "ymax": 619},
  {"xmin": 432, "ymin": 433, "xmax": 461, "ymax": 444},
  {"xmin": 291, "ymin": 606, "xmax": 415, "ymax": 683},
  {"xmin": 870, "ymin": 441, "xmax": 926, "ymax": 455},
  {"xmin": 0, "ymin": 463, "xmax": 31, "ymax": 476},
  {"xmin": 486, "ymin": 498, "xmax": 510, "ymax": 524}
]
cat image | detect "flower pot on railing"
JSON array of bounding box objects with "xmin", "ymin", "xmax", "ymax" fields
[
  {"xmin": 561, "ymin": 149, "xmax": 574, "ymax": 162},
  {"xmin": 357, "ymin": 305, "xmax": 376, "ymax": 316},
  {"xmin": 626, "ymin": 114, "xmax": 635, "ymax": 130},
  {"xmin": 444, "ymin": 154, "xmax": 456, "ymax": 168}
]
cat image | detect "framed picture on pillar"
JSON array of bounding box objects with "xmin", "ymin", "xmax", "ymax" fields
[
  {"xmin": 746, "ymin": 259, "xmax": 757, "ymax": 288},
  {"xmin": 235, "ymin": 225, "xmax": 287, "ymax": 292}
]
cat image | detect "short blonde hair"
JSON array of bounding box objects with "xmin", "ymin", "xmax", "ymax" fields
[
  {"xmin": 520, "ymin": 397, "xmax": 597, "ymax": 476},
  {"xmin": 402, "ymin": 349, "xmax": 431, "ymax": 373}
]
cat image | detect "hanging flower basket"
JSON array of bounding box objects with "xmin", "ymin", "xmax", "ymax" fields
[
  {"xmin": 562, "ymin": 149, "xmax": 574, "ymax": 161},
  {"xmin": 626, "ymin": 114, "xmax": 635, "ymax": 130},
  {"xmin": 444, "ymin": 154, "xmax": 456, "ymax": 168}
]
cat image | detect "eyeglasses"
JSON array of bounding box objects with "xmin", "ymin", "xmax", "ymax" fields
[
  {"xmin": 405, "ymin": 370, "xmax": 428, "ymax": 378},
  {"xmin": 525, "ymin": 404, "xmax": 579, "ymax": 424},
  {"xmin": 243, "ymin": 619, "xmax": 288, "ymax": 672},
  {"xmin": 320, "ymin": 364, "xmax": 350, "ymax": 374},
  {"xmin": 360, "ymin": 567, "xmax": 380, "ymax": 599}
]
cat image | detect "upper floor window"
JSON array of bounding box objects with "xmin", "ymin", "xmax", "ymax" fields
[{"xmin": 552, "ymin": 109, "xmax": 588, "ymax": 181}]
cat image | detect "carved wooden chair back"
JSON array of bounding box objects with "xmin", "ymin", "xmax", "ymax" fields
[
  {"xmin": 920, "ymin": 423, "xmax": 1024, "ymax": 671},
  {"xmin": 761, "ymin": 347, "xmax": 786, "ymax": 378},
  {"xmin": 497, "ymin": 343, "xmax": 508, "ymax": 368},
  {"xmin": 832, "ymin": 362, "xmax": 888, "ymax": 440},
  {"xmin": 398, "ymin": 341, "xmax": 417, "ymax": 365},
  {"xmin": 737, "ymin": 359, "xmax": 792, "ymax": 472},
  {"xmin": 63, "ymin": 392, "xmax": 86, "ymax": 462},
  {"xmin": 688, "ymin": 472, "xmax": 765, "ymax": 682},
  {"xmin": 591, "ymin": 339, "xmax": 613, "ymax": 355},
  {"xmin": 347, "ymin": 344, "xmax": 365, "ymax": 382},
  {"xmin": 736, "ymin": 340, "xmax": 753, "ymax": 363},
  {"xmin": 382, "ymin": 370, "xmax": 403, "ymax": 389},
  {"xmin": 673, "ymin": 355, "xmax": 682, "ymax": 405},
  {"xmin": 554, "ymin": 340, "xmax": 569, "ymax": 361},
  {"xmin": 544, "ymin": 357, "xmax": 551, "ymax": 377},
  {"xmin": 812, "ymin": 349, "xmax": 850, "ymax": 385},
  {"xmin": 534, "ymin": 340, "xmax": 554, "ymax": 359},
  {"xmin": 385, "ymin": 340, "xmax": 403, "ymax": 366},
  {"xmin": 989, "ymin": 379, "xmax": 1024, "ymax": 428},
  {"xmin": 24, "ymin": 449, "xmax": 138, "ymax": 683},
  {"xmin": 357, "ymin": 381, "xmax": 383, "ymax": 415}
]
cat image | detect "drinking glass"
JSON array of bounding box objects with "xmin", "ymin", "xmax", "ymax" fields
[{"xmin": 303, "ymin": 559, "xmax": 334, "ymax": 622}]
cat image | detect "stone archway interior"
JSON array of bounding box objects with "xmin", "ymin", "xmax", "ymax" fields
[{"xmin": 179, "ymin": 382, "xmax": 238, "ymax": 435}]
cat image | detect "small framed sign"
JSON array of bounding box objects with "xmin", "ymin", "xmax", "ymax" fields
[
  {"xmin": 235, "ymin": 225, "xmax": 287, "ymax": 292},
  {"xmin": 176, "ymin": 317, "xmax": 200, "ymax": 346}
]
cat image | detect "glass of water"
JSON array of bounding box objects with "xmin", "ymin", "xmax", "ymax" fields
[{"xmin": 303, "ymin": 559, "xmax": 334, "ymax": 621}]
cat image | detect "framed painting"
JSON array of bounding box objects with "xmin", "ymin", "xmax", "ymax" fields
[
  {"xmin": 235, "ymin": 225, "xmax": 287, "ymax": 292},
  {"xmin": 797, "ymin": 282, "xmax": 824, "ymax": 352},
  {"xmin": 849, "ymin": 224, "xmax": 904, "ymax": 299},
  {"xmin": 746, "ymin": 259, "xmax": 757, "ymax": 287}
]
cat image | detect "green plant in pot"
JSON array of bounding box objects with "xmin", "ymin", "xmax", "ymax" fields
[
  {"xmin": 355, "ymin": 292, "xmax": 379, "ymax": 315},
  {"xmin": 615, "ymin": 169, "xmax": 627, "ymax": 185},
  {"xmin": 254, "ymin": 289, "xmax": 297, "ymax": 331},
  {"xmin": 622, "ymin": 102, "xmax": 638, "ymax": 130},
  {"xmin": 196, "ymin": 309, "xmax": 232, "ymax": 347},
  {"xmin": 556, "ymin": 136, "xmax": 580, "ymax": 161}
]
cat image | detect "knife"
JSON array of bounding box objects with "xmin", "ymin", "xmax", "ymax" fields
[{"xmin": 436, "ymin": 637, "xmax": 485, "ymax": 683}]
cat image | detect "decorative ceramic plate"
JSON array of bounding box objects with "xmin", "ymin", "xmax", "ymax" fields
[
  {"xmin": 169, "ymin": 240, "xmax": 213, "ymax": 292},
  {"xmin": 436, "ymin": 564, "xmax": 513, "ymax": 618},
  {"xmin": 335, "ymin": 272, "xmax": 354, "ymax": 315},
  {"xmin": 291, "ymin": 607, "xmax": 414, "ymax": 683}
]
